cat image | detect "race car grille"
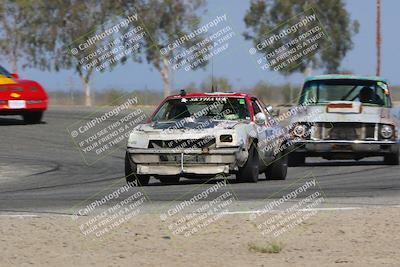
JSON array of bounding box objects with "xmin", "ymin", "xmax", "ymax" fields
[
  {"xmin": 159, "ymin": 154, "xmax": 206, "ymax": 164},
  {"xmin": 148, "ymin": 138, "xmax": 216, "ymax": 149},
  {"xmin": 317, "ymin": 122, "xmax": 377, "ymax": 141}
]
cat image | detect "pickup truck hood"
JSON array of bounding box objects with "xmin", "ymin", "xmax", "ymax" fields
[{"xmin": 291, "ymin": 102, "xmax": 398, "ymax": 126}]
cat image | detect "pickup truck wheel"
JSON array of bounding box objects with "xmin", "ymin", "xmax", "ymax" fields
[
  {"xmin": 265, "ymin": 152, "xmax": 288, "ymax": 180},
  {"xmin": 159, "ymin": 176, "xmax": 180, "ymax": 185},
  {"xmin": 125, "ymin": 153, "xmax": 150, "ymax": 186},
  {"xmin": 288, "ymin": 153, "xmax": 305, "ymax": 167},
  {"xmin": 236, "ymin": 144, "xmax": 259, "ymax": 183},
  {"xmin": 384, "ymin": 151, "xmax": 399, "ymax": 165}
]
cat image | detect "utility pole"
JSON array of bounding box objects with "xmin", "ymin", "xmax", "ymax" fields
[{"xmin": 376, "ymin": 0, "xmax": 381, "ymax": 76}]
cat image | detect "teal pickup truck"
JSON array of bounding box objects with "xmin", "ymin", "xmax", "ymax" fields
[{"xmin": 288, "ymin": 75, "xmax": 399, "ymax": 165}]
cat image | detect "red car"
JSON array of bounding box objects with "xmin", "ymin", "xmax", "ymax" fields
[{"xmin": 0, "ymin": 65, "xmax": 48, "ymax": 124}]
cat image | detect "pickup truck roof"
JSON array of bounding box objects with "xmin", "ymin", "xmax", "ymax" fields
[{"xmin": 305, "ymin": 75, "xmax": 388, "ymax": 84}]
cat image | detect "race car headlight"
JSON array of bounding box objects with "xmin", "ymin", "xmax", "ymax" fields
[
  {"xmin": 293, "ymin": 124, "xmax": 307, "ymax": 138},
  {"xmin": 380, "ymin": 125, "xmax": 394, "ymax": 139},
  {"xmin": 220, "ymin": 134, "xmax": 233, "ymax": 142},
  {"xmin": 216, "ymin": 132, "xmax": 238, "ymax": 147},
  {"xmin": 127, "ymin": 131, "xmax": 148, "ymax": 148}
]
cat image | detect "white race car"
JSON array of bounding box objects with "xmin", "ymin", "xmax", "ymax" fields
[{"xmin": 125, "ymin": 91, "xmax": 288, "ymax": 186}]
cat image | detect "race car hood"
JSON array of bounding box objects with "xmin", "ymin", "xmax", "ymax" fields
[
  {"xmin": 143, "ymin": 118, "xmax": 240, "ymax": 131},
  {"xmin": 127, "ymin": 119, "xmax": 255, "ymax": 149}
]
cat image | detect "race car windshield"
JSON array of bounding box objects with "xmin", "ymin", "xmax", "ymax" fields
[
  {"xmin": 299, "ymin": 79, "xmax": 391, "ymax": 107},
  {"xmin": 0, "ymin": 65, "xmax": 12, "ymax": 78},
  {"xmin": 152, "ymin": 97, "xmax": 251, "ymax": 122}
]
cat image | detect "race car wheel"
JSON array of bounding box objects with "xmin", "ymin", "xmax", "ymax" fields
[
  {"xmin": 265, "ymin": 151, "xmax": 288, "ymax": 180},
  {"xmin": 236, "ymin": 144, "xmax": 259, "ymax": 183},
  {"xmin": 288, "ymin": 153, "xmax": 305, "ymax": 167},
  {"xmin": 384, "ymin": 151, "xmax": 399, "ymax": 165},
  {"xmin": 159, "ymin": 176, "xmax": 180, "ymax": 185},
  {"xmin": 23, "ymin": 111, "xmax": 43, "ymax": 124},
  {"xmin": 125, "ymin": 153, "xmax": 150, "ymax": 186}
]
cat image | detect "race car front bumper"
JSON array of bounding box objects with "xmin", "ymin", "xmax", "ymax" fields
[{"xmin": 126, "ymin": 147, "xmax": 246, "ymax": 175}]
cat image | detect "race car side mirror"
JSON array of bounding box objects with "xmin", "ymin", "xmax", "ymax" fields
[
  {"xmin": 11, "ymin": 73, "xmax": 19, "ymax": 79},
  {"xmin": 255, "ymin": 112, "xmax": 266, "ymax": 125}
]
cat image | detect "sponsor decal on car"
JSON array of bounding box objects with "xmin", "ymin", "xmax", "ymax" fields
[{"xmin": 0, "ymin": 74, "xmax": 16, "ymax": 85}]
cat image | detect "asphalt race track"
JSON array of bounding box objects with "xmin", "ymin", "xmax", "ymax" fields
[{"xmin": 0, "ymin": 107, "xmax": 399, "ymax": 215}]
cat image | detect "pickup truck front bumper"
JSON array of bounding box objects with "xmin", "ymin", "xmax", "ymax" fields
[{"xmin": 290, "ymin": 139, "xmax": 399, "ymax": 157}]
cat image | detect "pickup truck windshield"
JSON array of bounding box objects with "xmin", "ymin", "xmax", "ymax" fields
[
  {"xmin": 152, "ymin": 97, "xmax": 251, "ymax": 122},
  {"xmin": 299, "ymin": 79, "xmax": 391, "ymax": 107}
]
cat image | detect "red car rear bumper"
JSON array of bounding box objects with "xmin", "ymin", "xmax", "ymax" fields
[{"xmin": 0, "ymin": 100, "xmax": 48, "ymax": 115}]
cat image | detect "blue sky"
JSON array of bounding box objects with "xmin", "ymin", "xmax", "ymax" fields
[{"xmin": 4, "ymin": 0, "xmax": 400, "ymax": 92}]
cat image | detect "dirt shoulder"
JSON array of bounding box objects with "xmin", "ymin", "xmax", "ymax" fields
[{"xmin": 1, "ymin": 207, "xmax": 399, "ymax": 267}]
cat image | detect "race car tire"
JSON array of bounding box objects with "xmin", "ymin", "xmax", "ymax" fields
[
  {"xmin": 159, "ymin": 176, "xmax": 180, "ymax": 185},
  {"xmin": 125, "ymin": 152, "xmax": 150, "ymax": 186},
  {"xmin": 265, "ymin": 151, "xmax": 288, "ymax": 180},
  {"xmin": 288, "ymin": 153, "xmax": 305, "ymax": 167},
  {"xmin": 236, "ymin": 144, "xmax": 259, "ymax": 183},
  {"xmin": 23, "ymin": 111, "xmax": 43, "ymax": 124}
]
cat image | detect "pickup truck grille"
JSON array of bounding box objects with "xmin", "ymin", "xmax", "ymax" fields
[
  {"xmin": 313, "ymin": 122, "xmax": 377, "ymax": 141},
  {"xmin": 148, "ymin": 138, "xmax": 216, "ymax": 149}
]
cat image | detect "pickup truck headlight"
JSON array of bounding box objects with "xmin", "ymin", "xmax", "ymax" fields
[
  {"xmin": 293, "ymin": 124, "xmax": 307, "ymax": 138},
  {"xmin": 380, "ymin": 125, "xmax": 394, "ymax": 139}
]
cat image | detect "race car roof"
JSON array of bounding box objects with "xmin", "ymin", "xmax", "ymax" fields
[
  {"xmin": 168, "ymin": 92, "xmax": 254, "ymax": 99},
  {"xmin": 305, "ymin": 74, "xmax": 388, "ymax": 83}
]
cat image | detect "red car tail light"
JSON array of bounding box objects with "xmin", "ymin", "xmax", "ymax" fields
[{"xmin": 27, "ymin": 100, "xmax": 43, "ymax": 104}]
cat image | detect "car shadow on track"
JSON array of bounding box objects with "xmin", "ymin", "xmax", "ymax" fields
[
  {"xmin": 0, "ymin": 117, "xmax": 25, "ymax": 125},
  {"xmin": 146, "ymin": 175, "xmax": 269, "ymax": 187},
  {"xmin": 303, "ymin": 159, "xmax": 387, "ymax": 167},
  {"xmin": 0, "ymin": 117, "xmax": 46, "ymax": 126}
]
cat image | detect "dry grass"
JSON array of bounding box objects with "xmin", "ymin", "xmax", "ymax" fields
[{"xmin": 248, "ymin": 241, "xmax": 284, "ymax": 254}]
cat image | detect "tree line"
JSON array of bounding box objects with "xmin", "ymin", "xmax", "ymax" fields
[{"xmin": 0, "ymin": 0, "xmax": 358, "ymax": 106}]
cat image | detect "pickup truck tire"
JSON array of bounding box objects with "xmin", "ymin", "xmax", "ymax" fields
[
  {"xmin": 265, "ymin": 151, "xmax": 288, "ymax": 180},
  {"xmin": 125, "ymin": 152, "xmax": 150, "ymax": 186},
  {"xmin": 236, "ymin": 144, "xmax": 259, "ymax": 183}
]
